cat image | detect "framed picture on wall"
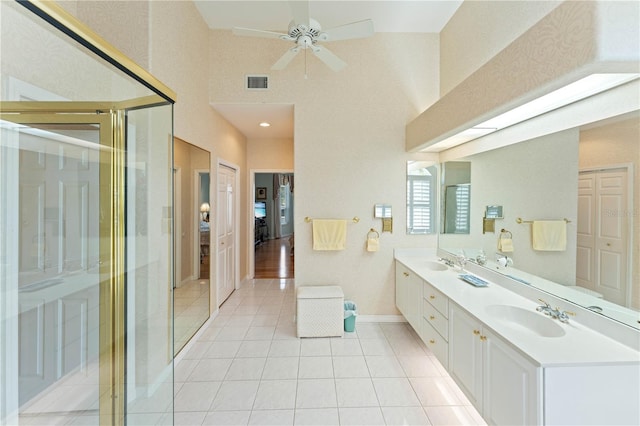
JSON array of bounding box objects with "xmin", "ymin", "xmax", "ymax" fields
[{"xmin": 256, "ymin": 187, "xmax": 267, "ymax": 200}]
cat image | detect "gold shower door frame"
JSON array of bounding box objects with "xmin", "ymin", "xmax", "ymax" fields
[{"xmin": 1, "ymin": 103, "xmax": 129, "ymax": 424}]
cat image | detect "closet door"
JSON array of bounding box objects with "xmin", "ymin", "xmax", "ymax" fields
[{"xmin": 576, "ymin": 169, "xmax": 629, "ymax": 305}]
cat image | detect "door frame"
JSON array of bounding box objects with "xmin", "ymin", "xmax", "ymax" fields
[
  {"xmin": 579, "ymin": 163, "xmax": 634, "ymax": 307},
  {"xmin": 249, "ymin": 169, "xmax": 294, "ymax": 278},
  {"xmin": 174, "ymin": 166, "xmax": 182, "ymax": 288},
  {"xmin": 216, "ymin": 159, "xmax": 240, "ymax": 307}
]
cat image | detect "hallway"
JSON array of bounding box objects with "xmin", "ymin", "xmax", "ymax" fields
[
  {"xmin": 255, "ymin": 238, "xmax": 295, "ymax": 279},
  {"xmin": 172, "ymin": 279, "xmax": 484, "ymax": 425}
]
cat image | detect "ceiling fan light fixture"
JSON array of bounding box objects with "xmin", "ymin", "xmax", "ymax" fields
[{"xmin": 232, "ymin": 1, "xmax": 374, "ymax": 72}]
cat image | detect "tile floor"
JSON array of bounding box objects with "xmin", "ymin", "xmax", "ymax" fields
[{"xmin": 174, "ymin": 279, "xmax": 486, "ymax": 426}]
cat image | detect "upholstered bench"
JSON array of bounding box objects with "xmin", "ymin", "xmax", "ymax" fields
[{"xmin": 296, "ymin": 285, "xmax": 344, "ymax": 338}]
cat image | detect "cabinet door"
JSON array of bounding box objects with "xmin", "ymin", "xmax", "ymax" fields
[
  {"xmin": 483, "ymin": 329, "xmax": 541, "ymax": 426},
  {"xmin": 395, "ymin": 262, "xmax": 410, "ymax": 316},
  {"xmin": 407, "ymin": 274, "xmax": 423, "ymax": 331},
  {"xmin": 449, "ymin": 304, "xmax": 483, "ymax": 409}
]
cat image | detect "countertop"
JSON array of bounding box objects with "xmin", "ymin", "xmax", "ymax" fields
[{"xmin": 395, "ymin": 248, "xmax": 640, "ymax": 367}]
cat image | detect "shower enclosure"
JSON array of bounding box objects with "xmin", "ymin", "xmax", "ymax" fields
[{"xmin": 1, "ymin": 1, "xmax": 175, "ymax": 424}]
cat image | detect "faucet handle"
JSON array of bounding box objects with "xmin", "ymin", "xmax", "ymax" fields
[
  {"xmin": 537, "ymin": 298, "xmax": 550, "ymax": 308},
  {"xmin": 558, "ymin": 309, "xmax": 576, "ymax": 323}
]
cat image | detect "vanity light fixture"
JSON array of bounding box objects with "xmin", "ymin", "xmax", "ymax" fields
[
  {"xmin": 259, "ymin": 121, "xmax": 270, "ymax": 127},
  {"xmin": 424, "ymin": 73, "xmax": 639, "ymax": 152}
]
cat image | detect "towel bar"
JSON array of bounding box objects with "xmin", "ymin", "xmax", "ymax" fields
[
  {"xmin": 305, "ymin": 216, "xmax": 360, "ymax": 223},
  {"xmin": 516, "ymin": 217, "xmax": 571, "ymax": 224}
]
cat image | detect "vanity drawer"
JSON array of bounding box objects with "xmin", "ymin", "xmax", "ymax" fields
[
  {"xmin": 423, "ymin": 300, "xmax": 449, "ymax": 340},
  {"xmin": 423, "ymin": 281, "xmax": 448, "ymax": 317},
  {"xmin": 422, "ymin": 318, "xmax": 448, "ymax": 369}
]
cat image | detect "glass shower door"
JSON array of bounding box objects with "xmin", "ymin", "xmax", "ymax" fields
[{"xmin": 1, "ymin": 113, "xmax": 113, "ymax": 424}]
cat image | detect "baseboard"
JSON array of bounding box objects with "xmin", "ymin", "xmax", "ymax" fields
[
  {"xmin": 174, "ymin": 310, "xmax": 219, "ymax": 364},
  {"xmin": 176, "ymin": 274, "xmax": 196, "ymax": 288},
  {"xmin": 357, "ymin": 315, "xmax": 406, "ymax": 323}
]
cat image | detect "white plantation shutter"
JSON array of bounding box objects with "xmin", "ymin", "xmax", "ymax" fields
[
  {"xmin": 454, "ymin": 185, "xmax": 470, "ymax": 233},
  {"xmin": 407, "ymin": 175, "xmax": 435, "ymax": 234}
]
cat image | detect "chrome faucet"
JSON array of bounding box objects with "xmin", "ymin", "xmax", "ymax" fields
[
  {"xmin": 439, "ymin": 257, "xmax": 454, "ymax": 267},
  {"xmin": 536, "ymin": 299, "xmax": 575, "ymax": 323}
]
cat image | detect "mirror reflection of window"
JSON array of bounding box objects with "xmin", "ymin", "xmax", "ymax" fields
[
  {"xmin": 407, "ymin": 163, "xmax": 437, "ymax": 234},
  {"xmin": 444, "ymin": 184, "xmax": 471, "ymax": 234},
  {"xmin": 441, "ymin": 161, "xmax": 471, "ymax": 234}
]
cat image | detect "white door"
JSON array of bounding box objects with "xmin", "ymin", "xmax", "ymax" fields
[
  {"xmin": 576, "ymin": 168, "xmax": 629, "ymax": 305},
  {"xmin": 217, "ymin": 164, "xmax": 236, "ymax": 306}
]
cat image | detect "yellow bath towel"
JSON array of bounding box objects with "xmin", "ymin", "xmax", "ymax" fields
[
  {"xmin": 312, "ymin": 219, "xmax": 347, "ymax": 250},
  {"xmin": 532, "ymin": 220, "xmax": 566, "ymax": 251}
]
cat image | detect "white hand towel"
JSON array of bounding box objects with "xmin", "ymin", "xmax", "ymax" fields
[{"xmin": 366, "ymin": 237, "xmax": 379, "ymax": 252}]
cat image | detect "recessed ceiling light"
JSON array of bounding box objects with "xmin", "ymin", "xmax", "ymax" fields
[{"xmin": 259, "ymin": 122, "xmax": 270, "ymax": 127}]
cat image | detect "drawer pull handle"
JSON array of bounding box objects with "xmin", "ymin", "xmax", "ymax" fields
[
  {"xmin": 429, "ymin": 315, "xmax": 436, "ymax": 320},
  {"xmin": 429, "ymin": 295, "xmax": 435, "ymax": 300},
  {"xmin": 473, "ymin": 330, "xmax": 480, "ymax": 335},
  {"xmin": 403, "ymin": 272, "xmax": 409, "ymax": 277},
  {"xmin": 429, "ymin": 339, "xmax": 436, "ymax": 344},
  {"xmin": 480, "ymin": 335, "xmax": 487, "ymax": 341}
]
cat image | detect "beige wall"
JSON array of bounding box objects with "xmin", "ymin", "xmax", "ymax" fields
[
  {"xmin": 247, "ymin": 138, "xmax": 294, "ymax": 171},
  {"xmin": 210, "ymin": 30, "xmax": 441, "ymax": 314},
  {"xmin": 54, "ymin": 0, "xmax": 604, "ymax": 316},
  {"xmin": 64, "ymin": 0, "xmax": 250, "ymax": 307},
  {"xmin": 579, "ymin": 116, "xmax": 640, "ymax": 309},
  {"xmin": 440, "ymin": 0, "xmax": 561, "ymax": 96}
]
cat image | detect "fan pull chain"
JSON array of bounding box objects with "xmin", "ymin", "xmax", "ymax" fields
[{"xmin": 304, "ymin": 48, "xmax": 308, "ymax": 79}]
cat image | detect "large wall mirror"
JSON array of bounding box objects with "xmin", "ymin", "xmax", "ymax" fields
[
  {"xmin": 174, "ymin": 137, "xmax": 211, "ymax": 354},
  {"xmin": 439, "ymin": 109, "xmax": 639, "ymax": 330}
]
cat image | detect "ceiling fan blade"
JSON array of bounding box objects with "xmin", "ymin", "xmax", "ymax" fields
[
  {"xmin": 232, "ymin": 27, "xmax": 288, "ymax": 40},
  {"xmin": 311, "ymin": 45, "xmax": 347, "ymax": 72},
  {"xmin": 289, "ymin": 0, "xmax": 309, "ymax": 26},
  {"xmin": 272, "ymin": 47, "xmax": 300, "ymax": 70},
  {"xmin": 322, "ymin": 19, "xmax": 374, "ymax": 42}
]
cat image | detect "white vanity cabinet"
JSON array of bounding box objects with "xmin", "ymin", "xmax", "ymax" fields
[
  {"xmin": 422, "ymin": 280, "xmax": 449, "ymax": 368},
  {"xmin": 395, "ymin": 252, "xmax": 640, "ymax": 426},
  {"xmin": 449, "ymin": 303, "xmax": 541, "ymax": 425},
  {"xmin": 395, "ymin": 262, "xmax": 423, "ymax": 332}
]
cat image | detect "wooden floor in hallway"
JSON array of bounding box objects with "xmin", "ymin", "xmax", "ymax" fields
[{"xmin": 255, "ymin": 237, "xmax": 294, "ymax": 279}]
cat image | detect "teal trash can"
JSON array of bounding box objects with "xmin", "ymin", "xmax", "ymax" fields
[{"xmin": 344, "ymin": 300, "xmax": 357, "ymax": 332}]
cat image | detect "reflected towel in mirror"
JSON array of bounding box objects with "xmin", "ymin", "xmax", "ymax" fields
[
  {"xmin": 532, "ymin": 220, "xmax": 566, "ymax": 251},
  {"xmin": 498, "ymin": 237, "xmax": 514, "ymax": 252}
]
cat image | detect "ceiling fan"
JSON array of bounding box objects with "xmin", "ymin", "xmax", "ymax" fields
[{"xmin": 232, "ymin": 1, "xmax": 374, "ymax": 72}]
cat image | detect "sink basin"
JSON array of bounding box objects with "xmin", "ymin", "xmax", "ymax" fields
[
  {"xmin": 419, "ymin": 261, "xmax": 449, "ymax": 271},
  {"xmin": 485, "ymin": 304, "xmax": 566, "ymax": 338}
]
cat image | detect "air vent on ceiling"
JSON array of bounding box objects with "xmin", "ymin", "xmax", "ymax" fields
[{"xmin": 246, "ymin": 75, "xmax": 268, "ymax": 90}]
